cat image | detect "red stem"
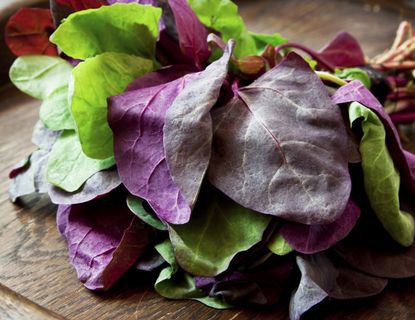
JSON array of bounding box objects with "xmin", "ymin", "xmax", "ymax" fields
[{"xmin": 274, "ymin": 42, "xmax": 335, "ymax": 71}]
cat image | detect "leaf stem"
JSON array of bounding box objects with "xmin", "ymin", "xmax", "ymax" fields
[
  {"xmin": 274, "ymin": 42, "xmax": 335, "ymax": 71},
  {"xmin": 315, "ymin": 71, "xmax": 347, "ymax": 86}
]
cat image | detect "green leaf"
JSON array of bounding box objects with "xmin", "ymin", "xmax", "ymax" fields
[
  {"xmin": 196, "ymin": 295, "xmax": 232, "ymax": 309},
  {"xmin": 336, "ymin": 68, "xmax": 371, "ymax": 89},
  {"xmin": 155, "ymin": 266, "xmax": 202, "ymax": 299},
  {"xmin": 50, "ymin": 3, "xmax": 162, "ymax": 60},
  {"xmin": 249, "ymin": 31, "xmax": 287, "ymax": 54},
  {"xmin": 268, "ymin": 233, "xmax": 293, "ymax": 256},
  {"xmin": 47, "ymin": 130, "xmax": 115, "ymax": 192},
  {"xmin": 304, "ymin": 57, "xmax": 318, "ymax": 70},
  {"xmin": 9, "ymin": 56, "xmax": 74, "ymax": 130},
  {"xmin": 154, "ymin": 240, "xmax": 231, "ymax": 309},
  {"xmin": 188, "ymin": 0, "xmax": 286, "ymax": 57},
  {"xmin": 71, "ymin": 52, "xmax": 154, "ymax": 159},
  {"xmin": 155, "ymin": 240, "xmax": 177, "ymax": 268},
  {"xmin": 168, "ymin": 190, "xmax": 271, "ymax": 276},
  {"xmin": 127, "ymin": 196, "xmax": 167, "ymax": 231},
  {"xmin": 349, "ymin": 102, "xmax": 414, "ymax": 246}
]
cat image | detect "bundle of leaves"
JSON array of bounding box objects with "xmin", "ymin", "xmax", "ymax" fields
[{"xmin": 6, "ymin": 1, "xmax": 415, "ymax": 319}]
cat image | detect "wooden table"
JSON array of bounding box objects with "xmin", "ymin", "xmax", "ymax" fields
[{"xmin": 1, "ymin": 0, "xmax": 415, "ymax": 319}]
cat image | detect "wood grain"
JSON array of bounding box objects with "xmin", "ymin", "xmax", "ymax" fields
[
  {"xmin": 0, "ymin": 1, "xmax": 414, "ymax": 319},
  {"xmin": 0, "ymin": 283, "xmax": 65, "ymax": 320}
]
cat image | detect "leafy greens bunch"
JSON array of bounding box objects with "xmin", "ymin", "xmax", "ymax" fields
[{"xmin": 6, "ymin": 0, "xmax": 415, "ymax": 319}]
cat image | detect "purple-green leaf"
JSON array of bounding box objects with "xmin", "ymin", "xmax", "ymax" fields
[
  {"xmin": 208, "ymin": 53, "xmax": 351, "ymax": 224},
  {"xmin": 48, "ymin": 168, "xmax": 121, "ymax": 205},
  {"xmin": 163, "ymin": 41, "xmax": 234, "ymax": 209},
  {"xmin": 332, "ymin": 80, "xmax": 415, "ymax": 197},
  {"xmin": 126, "ymin": 64, "xmax": 196, "ymax": 91}
]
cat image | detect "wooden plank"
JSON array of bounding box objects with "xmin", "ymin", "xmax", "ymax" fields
[
  {"xmin": 0, "ymin": 283, "xmax": 65, "ymax": 320},
  {"xmin": 0, "ymin": 1, "xmax": 414, "ymax": 319}
]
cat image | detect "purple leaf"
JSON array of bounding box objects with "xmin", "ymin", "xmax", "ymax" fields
[
  {"xmin": 280, "ymin": 199, "xmax": 361, "ymax": 254},
  {"xmin": 290, "ymin": 254, "xmax": 332, "ymax": 320},
  {"xmin": 107, "ymin": 0, "xmax": 155, "ymax": 3},
  {"xmin": 57, "ymin": 192, "xmax": 153, "ymax": 290},
  {"xmin": 109, "ymin": 73, "xmax": 200, "ymax": 224},
  {"xmin": 163, "ymin": 41, "xmax": 234, "ymax": 209},
  {"xmin": 9, "ymin": 157, "xmax": 30, "ymax": 179},
  {"xmin": 157, "ymin": 30, "xmax": 193, "ymax": 66},
  {"xmin": 48, "ymin": 167, "xmax": 121, "ymax": 205},
  {"xmin": 9, "ymin": 150, "xmax": 49, "ymax": 202},
  {"xmin": 136, "ymin": 249, "xmax": 166, "ymax": 271},
  {"xmin": 208, "ymin": 53, "xmax": 351, "ymax": 224},
  {"xmin": 50, "ymin": 0, "xmax": 107, "ymax": 27},
  {"xmin": 126, "ymin": 64, "xmax": 196, "ymax": 91},
  {"xmin": 332, "ymin": 80, "xmax": 415, "ymax": 196},
  {"xmin": 329, "ymin": 263, "xmax": 387, "ymax": 300},
  {"xmin": 319, "ymin": 32, "xmax": 365, "ymax": 68},
  {"xmin": 195, "ymin": 256, "xmax": 293, "ymax": 306},
  {"xmin": 167, "ymin": 0, "xmax": 210, "ymax": 69},
  {"xmin": 9, "ymin": 122, "xmax": 60, "ymax": 202},
  {"xmin": 290, "ymin": 254, "xmax": 387, "ymax": 320},
  {"xmin": 390, "ymin": 111, "xmax": 415, "ymax": 124},
  {"xmin": 405, "ymin": 150, "xmax": 415, "ymax": 176},
  {"xmin": 335, "ymin": 206, "xmax": 415, "ymax": 279},
  {"xmin": 108, "ymin": 0, "xmax": 210, "ymax": 69}
]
